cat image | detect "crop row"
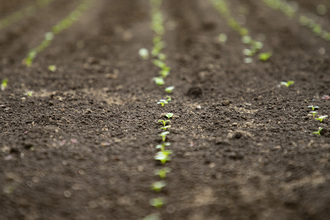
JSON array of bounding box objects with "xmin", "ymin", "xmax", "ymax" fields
[
  {"xmin": 211, "ymin": 0, "xmax": 272, "ymax": 63},
  {"xmin": 262, "ymin": 0, "xmax": 330, "ymax": 41},
  {"xmin": 0, "ymin": 0, "xmax": 53, "ymax": 31},
  {"xmin": 24, "ymin": 0, "xmax": 93, "ymax": 66}
]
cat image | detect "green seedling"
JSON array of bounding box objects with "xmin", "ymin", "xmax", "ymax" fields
[
  {"xmin": 166, "ymin": 96, "xmax": 172, "ymax": 102},
  {"xmin": 159, "ymin": 69, "xmax": 170, "ymax": 78},
  {"xmin": 149, "ymin": 197, "xmax": 166, "ymax": 208},
  {"xmin": 259, "ymin": 52, "xmax": 272, "ymax": 61},
  {"xmin": 160, "ymin": 125, "xmax": 171, "ymax": 131},
  {"xmin": 280, "ymin": 81, "xmax": 294, "ymax": 87},
  {"xmin": 218, "ymin": 33, "xmax": 227, "ymax": 43},
  {"xmin": 153, "ymin": 60, "xmax": 166, "ymax": 69},
  {"xmin": 143, "ymin": 213, "xmax": 161, "ymax": 220},
  {"xmin": 155, "ymin": 150, "xmax": 172, "ymax": 164},
  {"xmin": 1, "ymin": 79, "xmax": 8, "ymax": 91},
  {"xmin": 154, "ymin": 168, "xmax": 171, "ymax": 179},
  {"xmin": 139, "ymin": 48, "xmax": 149, "ymax": 59},
  {"xmin": 242, "ymin": 35, "xmax": 252, "ymax": 44},
  {"xmin": 158, "ymin": 53, "xmax": 166, "ymax": 60},
  {"xmin": 159, "ymin": 131, "xmax": 170, "ymax": 142},
  {"xmin": 157, "ymin": 99, "xmax": 168, "ymax": 107},
  {"xmin": 156, "ymin": 142, "xmax": 171, "ymax": 151},
  {"xmin": 165, "ymin": 113, "xmax": 173, "ymax": 119},
  {"xmin": 313, "ymin": 127, "xmax": 323, "ymax": 136},
  {"xmin": 158, "ymin": 119, "xmax": 170, "ymax": 126},
  {"xmin": 48, "ymin": 65, "xmax": 56, "ymax": 72},
  {"xmin": 244, "ymin": 57, "xmax": 253, "ymax": 64},
  {"xmin": 243, "ymin": 48, "xmax": 253, "ymax": 56},
  {"xmin": 308, "ymin": 105, "xmax": 319, "ymax": 111},
  {"xmin": 316, "ymin": 115, "xmax": 328, "ymax": 122},
  {"xmin": 151, "ymin": 181, "xmax": 166, "ymax": 192},
  {"xmin": 310, "ymin": 111, "xmax": 318, "ymax": 118},
  {"xmin": 165, "ymin": 86, "xmax": 174, "ymax": 93},
  {"xmin": 24, "ymin": 91, "xmax": 33, "ymax": 97},
  {"xmin": 153, "ymin": 77, "xmax": 165, "ymax": 86}
]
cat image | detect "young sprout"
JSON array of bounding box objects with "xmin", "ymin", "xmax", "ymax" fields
[
  {"xmin": 1, "ymin": 79, "xmax": 8, "ymax": 91},
  {"xmin": 155, "ymin": 142, "xmax": 171, "ymax": 151},
  {"xmin": 259, "ymin": 52, "xmax": 272, "ymax": 61},
  {"xmin": 24, "ymin": 91, "xmax": 33, "ymax": 97},
  {"xmin": 313, "ymin": 127, "xmax": 323, "ymax": 136},
  {"xmin": 149, "ymin": 197, "xmax": 166, "ymax": 208},
  {"xmin": 166, "ymin": 96, "xmax": 172, "ymax": 102},
  {"xmin": 310, "ymin": 111, "xmax": 318, "ymax": 118},
  {"xmin": 139, "ymin": 48, "xmax": 149, "ymax": 59},
  {"xmin": 241, "ymin": 35, "xmax": 251, "ymax": 44},
  {"xmin": 159, "ymin": 131, "xmax": 170, "ymax": 142},
  {"xmin": 160, "ymin": 125, "xmax": 171, "ymax": 131},
  {"xmin": 158, "ymin": 53, "xmax": 166, "ymax": 60},
  {"xmin": 143, "ymin": 213, "xmax": 161, "ymax": 220},
  {"xmin": 165, "ymin": 113, "xmax": 173, "ymax": 119},
  {"xmin": 154, "ymin": 168, "xmax": 171, "ymax": 179},
  {"xmin": 159, "ymin": 69, "xmax": 170, "ymax": 78},
  {"xmin": 316, "ymin": 115, "xmax": 328, "ymax": 122},
  {"xmin": 165, "ymin": 86, "xmax": 174, "ymax": 93},
  {"xmin": 155, "ymin": 150, "xmax": 172, "ymax": 164},
  {"xmin": 244, "ymin": 57, "xmax": 253, "ymax": 64},
  {"xmin": 280, "ymin": 81, "xmax": 294, "ymax": 87},
  {"xmin": 308, "ymin": 105, "xmax": 319, "ymax": 111},
  {"xmin": 157, "ymin": 99, "xmax": 168, "ymax": 107},
  {"xmin": 151, "ymin": 181, "xmax": 166, "ymax": 192},
  {"xmin": 153, "ymin": 60, "xmax": 166, "ymax": 69},
  {"xmin": 48, "ymin": 65, "xmax": 56, "ymax": 72},
  {"xmin": 218, "ymin": 33, "xmax": 227, "ymax": 43},
  {"xmin": 153, "ymin": 77, "xmax": 165, "ymax": 86},
  {"xmin": 158, "ymin": 119, "xmax": 170, "ymax": 126},
  {"xmin": 243, "ymin": 48, "xmax": 253, "ymax": 56}
]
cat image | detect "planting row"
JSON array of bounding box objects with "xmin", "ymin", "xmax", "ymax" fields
[{"xmin": 0, "ymin": 0, "xmax": 53, "ymax": 31}]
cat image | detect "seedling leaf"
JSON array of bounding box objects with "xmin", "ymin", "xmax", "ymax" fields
[{"xmin": 259, "ymin": 52, "xmax": 272, "ymax": 61}]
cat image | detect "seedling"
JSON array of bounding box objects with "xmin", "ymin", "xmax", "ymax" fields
[
  {"xmin": 242, "ymin": 35, "xmax": 252, "ymax": 44},
  {"xmin": 218, "ymin": 33, "xmax": 227, "ymax": 43},
  {"xmin": 154, "ymin": 168, "xmax": 171, "ymax": 179},
  {"xmin": 316, "ymin": 115, "xmax": 328, "ymax": 122},
  {"xmin": 259, "ymin": 52, "xmax": 272, "ymax": 61},
  {"xmin": 165, "ymin": 113, "xmax": 173, "ymax": 119},
  {"xmin": 139, "ymin": 48, "xmax": 149, "ymax": 59},
  {"xmin": 159, "ymin": 131, "xmax": 170, "ymax": 142},
  {"xmin": 155, "ymin": 142, "xmax": 171, "ymax": 151},
  {"xmin": 165, "ymin": 86, "xmax": 174, "ymax": 93},
  {"xmin": 1, "ymin": 79, "xmax": 8, "ymax": 91},
  {"xmin": 310, "ymin": 111, "xmax": 318, "ymax": 118},
  {"xmin": 153, "ymin": 60, "xmax": 166, "ymax": 69},
  {"xmin": 313, "ymin": 127, "xmax": 323, "ymax": 136},
  {"xmin": 48, "ymin": 65, "xmax": 56, "ymax": 72},
  {"xmin": 157, "ymin": 99, "xmax": 168, "ymax": 107},
  {"xmin": 280, "ymin": 81, "xmax": 294, "ymax": 87},
  {"xmin": 160, "ymin": 125, "xmax": 171, "ymax": 131},
  {"xmin": 166, "ymin": 96, "xmax": 172, "ymax": 102},
  {"xmin": 155, "ymin": 150, "xmax": 172, "ymax": 164},
  {"xmin": 308, "ymin": 105, "xmax": 319, "ymax": 111},
  {"xmin": 244, "ymin": 57, "xmax": 253, "ymax": 64},
  {"xmin": 158, "ymin": 119, "xmax": 170, "ymax": 126},
  {"xmin": 150, "ymin": 197, "xmax": 166, "ymax": 208},
  {"xmin": 24, "ymin": 91, "xmax": 33, "ymax": 97},
  {"xmin": 159, "ymin": 69, "xmax": 170, "ymax": 78},
  {"xmin": 143, "ymin": 213, "xmax": 161, "ymax": 220},
  {"xmin": 153, "ymin": 77, "xmax": 165, "ymax": 86},
  {"xmin": 151, "ymin": 181, "xmax": 166, "ymax": 192},
  {"xmin": 158, "ymin": 53, "xmax": 166, "ymax": 60}
]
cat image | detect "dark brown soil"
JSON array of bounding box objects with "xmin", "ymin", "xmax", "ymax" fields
[{"xmin": 0, "ymin": 0, "xmax": 329, "ymax": 219}]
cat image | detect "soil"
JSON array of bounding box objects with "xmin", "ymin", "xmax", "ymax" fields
[{"xmin": 0, "ymin": 0, "xmax": 329, "ymax": 219}]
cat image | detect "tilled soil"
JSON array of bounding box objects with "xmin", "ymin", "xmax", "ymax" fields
[{"xmin": 0, "ymin": 0, "xmax": 329, "ymax": 219}]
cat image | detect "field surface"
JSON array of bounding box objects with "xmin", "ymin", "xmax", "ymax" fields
[{"xmin": 0, "ymin": 0, "xmax": 329, "ymax": 219}]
